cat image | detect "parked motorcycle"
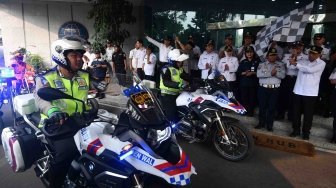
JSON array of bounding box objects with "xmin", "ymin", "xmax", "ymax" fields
[
  {"xmin": 1, "ymin": 75, "xmax": 196, "ymax": 187},
  {"xmin": 174, "ymin": 76, "xmax": 254, "ymax": 161}
]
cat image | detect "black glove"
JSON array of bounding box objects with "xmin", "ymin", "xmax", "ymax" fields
[{"xmin": 48, "ymin": 111, "xmax": 69, "ymax": 125}]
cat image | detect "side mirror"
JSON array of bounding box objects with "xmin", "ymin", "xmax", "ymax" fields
[{"xmin": 37, "ymin": 87, "xmax": 73, "ymax": 101}]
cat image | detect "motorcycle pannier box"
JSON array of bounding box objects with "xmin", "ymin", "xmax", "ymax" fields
[
  {"xmin": 1, "ymin": 124, "xmax": 43, "ymax": 172},
  {"xmin": 13, "ymin": 93, "xmax": 38, "ymax": 116}
]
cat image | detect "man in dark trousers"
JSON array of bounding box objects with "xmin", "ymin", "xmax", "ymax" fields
[
  {"xmin": 112, "ymin": 44, "xmax": 127, "ymax": 86},
  {"xmin": 160, "ymin": 49, "xmax": 189, "ymax": 122},
  {"xmin": 289, "ymin": 46, "xmax": 326, "ymax": 140},
  {"xmin": 256, "ymin": 48, "xmax": 286, "ymax": 131}
]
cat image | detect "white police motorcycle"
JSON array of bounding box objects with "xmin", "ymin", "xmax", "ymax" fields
[{"xmin": 1, "ymin": 75, "xmax": 196, "ymax": 187}]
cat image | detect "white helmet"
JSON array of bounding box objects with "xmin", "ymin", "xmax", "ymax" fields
[
  {"xmin": 168, "ymin": 49, "xmax": 189, "ymax": 62},
  {"xmin": 51, "ymin": 37, "xmax": 85, "ymax": 69}
]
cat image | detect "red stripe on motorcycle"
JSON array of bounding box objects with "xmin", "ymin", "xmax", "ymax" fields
[
  {"xmin": 87, "ymin": 138, "xmax": 100, "ymax": 154},
  {"xmin": 9, "ymin": 138, "xmax": 18, "ymax": 171},
  {"xmin": 166, "ymin": 161, "xmax": 192, "ymax": 176}
]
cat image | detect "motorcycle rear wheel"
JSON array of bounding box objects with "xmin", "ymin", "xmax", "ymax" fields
[{"xmin": 212, "ymin": 123, "xmax": 254, "ymax": 162}]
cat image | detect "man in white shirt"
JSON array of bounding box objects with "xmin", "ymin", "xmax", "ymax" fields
[
  {"xmin": 289, "ymin": 45, "xmax": 326, "ymax": 140},
  {"xmin": 276, "ymin": 41, "xmax": 308, "ymax": 120},
  {"xmin": 105, "ymin": 40, "xmax": 115, "ymax": 67},
  {"xmin": 143, "ymin": 45, "xmax": 157, "ymax": 81},
  {"xmin": 145, "ymin": 34, "xmax": 174, "ymax": 84},
  {"xmin": 217, "ymin": 45, "xmax": 239, "ymax": 95},
  {"xmin": 198, "ymin": 39, "xmax": 219, "ymax": 80},
  {"xmin": 131, "ymin": 39, "xmax": 146, "ymax": 80}
]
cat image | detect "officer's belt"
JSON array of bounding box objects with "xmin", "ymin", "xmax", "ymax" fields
[
  {"xmin": 260, "ymin": 84, "xmax": 280, "ymax": 88},
  {"xmin": 161, "ymin": 89, "xmax": 178, "ymax": 96}
]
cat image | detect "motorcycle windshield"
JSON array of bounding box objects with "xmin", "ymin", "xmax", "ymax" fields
[{"xmin": 122, "ymin": 74, "xmax": 167, "ymax": 129}]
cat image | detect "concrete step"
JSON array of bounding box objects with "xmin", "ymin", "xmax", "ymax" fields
[{"xmin": 224, "ymin": 112, "xmax": 336, "ymax": 152}]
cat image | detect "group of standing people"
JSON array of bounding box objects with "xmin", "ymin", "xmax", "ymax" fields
[{"xmin": 79, "ymin": 31, "xmax": 336, "ymax": 143}]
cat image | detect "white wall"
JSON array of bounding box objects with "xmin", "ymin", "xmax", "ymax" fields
[{"xmin": 0, "ymin": 0, "xmax": 146, "ymax": 68}]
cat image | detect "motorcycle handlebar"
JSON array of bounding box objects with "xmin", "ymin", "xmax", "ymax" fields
[{"xmin": 41, "ymin": 111, "xmax": 97, "ymax": 139}]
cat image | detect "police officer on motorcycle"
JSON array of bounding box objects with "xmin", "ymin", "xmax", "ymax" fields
[
  {"xmin": 34, "ymin": 37, "xmax": 106, "ymax": 188},
  {"xmin": 160, "ymin": 49, "xmax": 189, "ymax": 123}
]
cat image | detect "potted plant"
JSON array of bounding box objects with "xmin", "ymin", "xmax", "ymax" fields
[{"xmin": 26, "ymin": 54, "xmax": 44, "ymax": 73}]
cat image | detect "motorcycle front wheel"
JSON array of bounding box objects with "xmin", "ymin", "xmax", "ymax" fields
[{"xmin": 212, "ymin": 123, "xmax": 254, "ymax": 162}]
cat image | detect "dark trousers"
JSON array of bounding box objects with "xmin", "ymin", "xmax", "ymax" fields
[
  {"xmin": 240, "ymin": 86, "xmax": 257, "ymax": 116},
  {"xmin": 47, "ymin": 136, "xmax": 79, "ymax": 188},
  {"xmin": 332, "ymin": 90, "xmax": 336, "ymax": 139},
  {"xmin": 292, "ymin": 94, "xmax": 317, "ymax": 136},
  {"xmin": 144, "ymin": 75, "xmax": 155, "ymax": 82},
  {"xmin": 258, "ymin": 86, "xmax": 279, "ymax": 129},
  {"xmin": 228, "ymin": 81, "xmax": 238, "ymax": 99},
  {"xmin": 277, "ymin": 75, "xmax": 296, "ymax": 120},
  {"xmin": 160, "ymin": 94, "xmax": 178, "ymax": 122},
  {"xmin": 116, "ymin": 72, "xmax": 126, "ymax": 86},
  {"xmin": 136, "ymin": 68, "xmax": 145, "ymax": 80},
  {"xmin": 190, "ymin": 69, "xmax": 201, "ymax": 79}
]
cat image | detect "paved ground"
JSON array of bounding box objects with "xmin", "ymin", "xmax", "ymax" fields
[{"xmin": 1, "ymin": 99, "xmax": 336, "ymax": 188}]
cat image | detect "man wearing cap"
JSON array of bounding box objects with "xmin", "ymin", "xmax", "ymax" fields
[
  {"xmin": 256, "ymin": 47, "xmax": 286, "ymax": 131},
  {"xmin": 217, "ymin": 45, "xmax": 239, "ymax": 95},
  {"xmin": 276, "ymin": 41, "xmax": 308, "ymax": 120},
  {"xmin": 289, "ymin": 45, "xmax": 326, "ymax": 140},
  {"xmin": 307, "ymin": 33, "xmax": 330, "ymax": 61},
  {"xmin": 198, "ymin": 39, "xmax": 219, "ymax": 80},
  {"xmin": 219, "ymin": 34, "xmax": 238, "ymax": 58},
  {"xmin": 237, "ymin": 32, "xmax": 256, "ymax": 61}
]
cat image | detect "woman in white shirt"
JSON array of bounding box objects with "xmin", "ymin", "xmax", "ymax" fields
[
  {"xmin": 217, "ymin": 45, "xmax": 239, "ymax": 95},
  {"xmin": 143, "ymin": 45, "xmax": 157, "ymax": 81}
]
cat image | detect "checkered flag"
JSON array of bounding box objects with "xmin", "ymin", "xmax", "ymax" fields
[{"xmin": 255, "ymin": 1, "xmax": 314, "ymax": 59}]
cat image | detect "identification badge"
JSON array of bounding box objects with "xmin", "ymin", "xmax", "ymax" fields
[
  {"xmin": 171, "ymin": 69, "xmax": 177, "ymax": 75},
  {"xmin": 76, "ymin": 77, "xmax": 88, "ymax": 90},
  {"xmin": 53, "ymin": 80, "xmax": 67, "ymax": 92}
]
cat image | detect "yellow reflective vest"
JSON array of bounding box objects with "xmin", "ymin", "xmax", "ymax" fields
[
  {"xmin": 160, "ymin": 66, "xmax": 183, "ymax": 95},
  {"xmin": 39, "ymin": 70, "xmax": 89, "ymax": 127}
]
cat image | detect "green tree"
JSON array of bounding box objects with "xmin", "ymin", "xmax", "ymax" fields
[
  {"xmin": 88, "ymin": 0, "xmax": 136, "ymax": 48},
  {"xmin": 152, "ymin": 11, "xmax": 187, "ymax": 40}
]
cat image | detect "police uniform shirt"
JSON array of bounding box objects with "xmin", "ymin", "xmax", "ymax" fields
[
  {"xmin": 146, "ymin": 36, "xmax": 173, "ymax": 62},
  {"xmin": 238, "ymin": 44, "xmax": 256, "ymax": 61},
  {"xmin": 143, "ymin": 53, "xmax": 157, "ymax": 76},
  {"xmin": 329, "ymin": 68, "xmax": 336, "ymax": 88},
  {"xmin": 112, "ymin": 51, "xmax": 126, "ymax": 73},
  {"xmin": 293, "ymin": 58, "xmax": 326, "ymax": 96},
  {"xmin": 134, "ymin": 47, "xmax": 146, "ymax": 68},
  {"xmin": 198, "ymin": 51, "xmax": 219, "ymax": 79},
  {"xmin": 217, "ymin": 56, "xmax": 239, "ymax": 81},
  {"xmin": 283, "ymin": 53, "xmax": 308, "ymax": 76},
  {"xmin": 257, "ymin": 61, "xmax": 286, "ymax": 86}
]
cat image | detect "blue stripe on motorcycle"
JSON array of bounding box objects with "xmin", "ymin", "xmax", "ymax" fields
[{"xmin": 161, "ymin": 156, "xmax": 190, "ymax": 173}]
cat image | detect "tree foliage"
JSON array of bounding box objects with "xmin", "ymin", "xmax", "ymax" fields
[
  {"xmin": 152, "ymin": 11, "xmax": 187, "ymax": 40},
  {"xmin": 88, "ymin": 0, "xmax": 136, "ymax": 49}
]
